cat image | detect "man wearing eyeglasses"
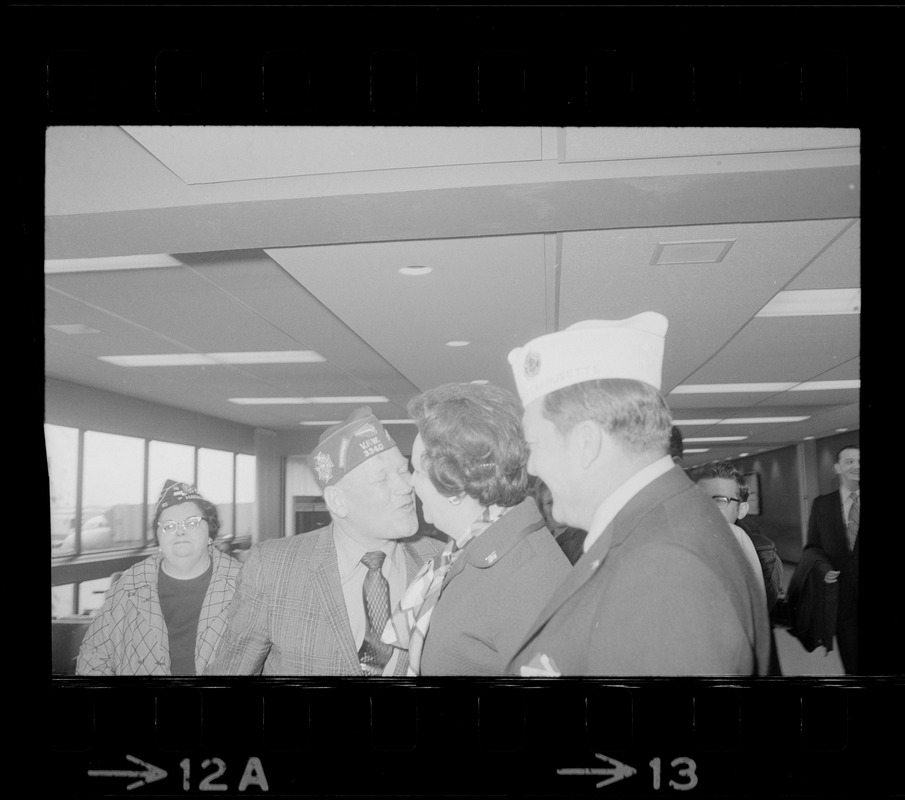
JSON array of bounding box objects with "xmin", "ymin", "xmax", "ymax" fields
[{"xmin": 692, "ymin": 464, "xmax": 774, "ymax": 604}]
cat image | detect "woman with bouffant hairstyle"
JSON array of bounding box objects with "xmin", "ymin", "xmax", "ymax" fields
[{"xmin": 382, "ymin": 382, "xmax": 570, "ymax": 676}]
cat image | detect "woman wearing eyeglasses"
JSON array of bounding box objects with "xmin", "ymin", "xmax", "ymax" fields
[{"xmin": 76, "ymin": 480, "xmax": 241, "ymax": 676}]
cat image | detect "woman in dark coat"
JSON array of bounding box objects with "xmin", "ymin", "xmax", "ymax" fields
[{"xmin": 382, "ymin": 382, "xmax": 571, "ymax": 676}]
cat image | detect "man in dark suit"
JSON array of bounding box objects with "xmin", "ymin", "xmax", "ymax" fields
[
  {"xmin": 803, "ymin": 444, "xmax": 860, "ymax": 674},
  {"xmin": 208, "ymin": 408, "xmax": 444, "ymax": 675},
  {"xmin": 506, "ymin": 313, "xmax": 771, "ymax": 676}
]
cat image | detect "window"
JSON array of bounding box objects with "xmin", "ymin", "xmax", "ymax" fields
[
  {"xmin": 197, "ymin": 448, "xmax": 235, "ymax": 541},
  {"xmin": 49, "ymin": 422, "xmax": 256, "ymax": 613},
  {"xmin": 47, "ymin": 424, "xmax": 79, "ymax": 556},
  {"xmin": 235, "ymin": 454, "xmax": 256, "ymax": 539},
  {"xmin": 81, "ymin": 431, "xmax": 146, "ymax": 552}
]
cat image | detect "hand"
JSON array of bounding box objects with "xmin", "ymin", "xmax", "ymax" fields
[{"xmin": 824, "ymin": 570, "xmax": 841, "ymax": 584}]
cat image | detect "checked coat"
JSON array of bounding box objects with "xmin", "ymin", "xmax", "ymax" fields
[
  {"xmin": 207, "ymin": 525, "xmax": 445, "ymax": 676},
  {"xmin": 76, "ymin": 547, "xmax": 241, "ymax": 676}
]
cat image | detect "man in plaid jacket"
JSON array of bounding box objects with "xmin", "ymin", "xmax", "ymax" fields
[{"xmin": 208, "ymin": 408, "xmax": 444, "ymax": 676}]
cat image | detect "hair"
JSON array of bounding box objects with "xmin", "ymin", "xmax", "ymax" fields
[
  {"xmin": 151, "ymin": 496, "xmax": 220, "ymax": 539},
  {"xmin": 669, "ymin": 425, "xmax": 684, "ymax": 461},
  {"xmin": 835, "ymin": 443, "xmax": 859, "ymax": 463},
  {"xmin": 541, "ymin": 378, "xmax": 672, "ymax": 455},
  {"xmin": 691, "ymin": 462, "xmax": 749, "ymax": 502},
  {"xmin": 407, "ymin": 382, "xmax": 530, "ymax": 507}
]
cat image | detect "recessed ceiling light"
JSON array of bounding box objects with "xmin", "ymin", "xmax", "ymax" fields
[
  {"xmin": 445, "ymin": 341, "xmax": 470, "ymax": 347},
  {"xmin": 231, "ymin": 396, "xmax": 389, "ymax": 405},
  {"xmin": 738, "ymin": 453, "xmax": 750, "ymax": 457},
  {"xmin": 47, "ymin": 324, "xmax": 100, "ymax": 335},
  {"xmin": 756, "ymin": 288, "xmax": 861, "ymax": 317},
  {"xmin": 381, "ymin": 419, "xmax": 416, "ymax": 425},
  {"xmin": 398, "ymin": 265, "xmax": 433, "ymax": 276},
  {"xmin": 671, "ymin": 419, "xmax": 722, "ymax": 426},
  {"xmin": 299, "ymin": 421, "xmax": 342, "ymax": 426},
  {"xmin": 684, "ymin": 448, "xmax": 711, "ymax": 454},
  {"xmin": 670, "ymin": 383, "xmax": 797, "ymax": 394},
  {"xmin": 835, "ymin": 428, "xmax": 849, "ymax": 432},
  {"xmin": 470, "ymin": 379, "xmax": 489, "ymax": 385},
  {"xmin": 685, "ymin": 436, "xmax": 749, "ymax": 442},
  {"xmin": 789, "ymin": 380, "xmax": 860, "ymax": 391},
  {"xmin": 45, "ymin": 254, "xmax": 185, "ymax": 273},
  {"xmin": 98, "ymin": 350, "xmax": 325, "ymax": 367},
  {"xmin": 803, "ymin": 436, "xmax": 815, "ymax": 440}
]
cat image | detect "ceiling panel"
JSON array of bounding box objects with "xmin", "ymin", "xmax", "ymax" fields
[
  {"xmin": 268, "ymin": 235, "xmax": 549, "ymax": 392},
  {"xmin": 47, "ymin": 267, "xmax": 309, "ymax": 354},
  {"xmin": 563, "ymin": 127, "xmax": 860, "ymax": 162},
  {"xmin": 559, "ymin": 219, "xmax": 852, "ymax": 391},
  {"xmin": 685, "ymin": 316, "xmax": 861, "ymax": 384},
  {"xmin": 123, "ymin": 126, "xmax": 544, "ymax": 185},
  {"xmin": 786, "ymin": 219, "xmax": 860, "ymax": 290}
]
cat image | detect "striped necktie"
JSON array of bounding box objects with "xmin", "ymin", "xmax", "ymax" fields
[
  {"xmin": 358, "ymin": 550, "xmax": 394, "ymax": 676},
  {"xmin": 382, "ymin": 505, "xmax": 509, "ymax": 675},
  {"xmin": 846, "ymin": 490, "xmax": 859, "ymax": 551}
]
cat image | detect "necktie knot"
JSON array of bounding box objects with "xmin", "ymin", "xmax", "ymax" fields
[{"xmin": 361, "ymin": 550, "xmax": 386, "ymax": 570}]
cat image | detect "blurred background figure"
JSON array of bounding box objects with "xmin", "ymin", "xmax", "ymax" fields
[
  {"xmin": 385, "ymin": 382, "xmax": 570, "ymax": 675},
  {"xmin": 793, "ymin": 445, "xmax": 860, "ymax": 674},
  {"xmin": 531, "ymin": 478, "xmax": 586, "ymax": 565},
  {"xmin": 76, "ymin": 480, "xmax": 241, "ymax": 675}
]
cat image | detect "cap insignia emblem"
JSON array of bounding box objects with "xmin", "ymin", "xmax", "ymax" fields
[
  {"xmin": 314, "ymin": 451, "xmax": 334, "ymax": 483},
  {"xmin": 524, "ymin": 351, "xmax": 541, "ymax": 378}
]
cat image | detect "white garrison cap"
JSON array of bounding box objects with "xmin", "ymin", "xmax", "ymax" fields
[{"xmin": 507, "ymin": 312, "xmax": 669, "ymax": 406}]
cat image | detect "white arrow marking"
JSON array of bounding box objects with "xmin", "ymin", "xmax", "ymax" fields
[
  {"xmin": 88, "ymin": 754, "xmax": 168, "ymax": 790},
  {"xmin": 558, "ymin": 753, "xmax": 637, "ymax": 788}
]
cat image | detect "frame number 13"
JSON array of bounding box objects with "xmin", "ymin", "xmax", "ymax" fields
[{"xmin": 649, "ymin": 757, "xmax": 698, "ymax": 791}]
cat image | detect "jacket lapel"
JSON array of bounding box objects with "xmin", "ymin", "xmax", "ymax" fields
[
  {"xmin": 514, "ymin": 468, "xmax": 685, "ymax": 655},
  {"xmin": 311, "ymin": 525, "xmax": 362, "ymax": 675}
]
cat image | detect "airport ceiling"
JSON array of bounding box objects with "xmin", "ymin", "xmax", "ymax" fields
[{"xmin": 44, "ymin": 126, "xmax": 860, "ymax": 467}]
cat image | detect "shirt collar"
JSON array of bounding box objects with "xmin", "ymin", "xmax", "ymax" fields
[
  {"xmin": 582, "ymin": 455, "xmax": 674, "ymax": 554},
  {"xmin": 333, "ymin": 524, "xmax": 399, "ymax": 579}
]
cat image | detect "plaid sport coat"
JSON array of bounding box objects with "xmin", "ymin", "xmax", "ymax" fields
[
  {"xmin": 75, "ymin": 548, "xmax": 241, "ymax": 676},
  {"xmin": 207, "ymin": 525, "xmax": 445, "ymax": 676}
]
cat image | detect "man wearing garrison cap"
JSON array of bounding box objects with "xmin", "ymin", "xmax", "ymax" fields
[
  {"xmin": 506, "ymin": 313, "xmax": 772, "ymax": 676},
  {"xmin": 209, "ymin": 408, "xmax": 443, "ymax": 675}
]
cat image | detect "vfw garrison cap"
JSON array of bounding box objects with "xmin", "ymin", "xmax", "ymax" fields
[
  {"xmin": 507, "ymin": 311, "xmax": 669, "ymax": 407},
  {"xmin": 309, "ymin": 406, "xmax": 398, "ymax": 488}
]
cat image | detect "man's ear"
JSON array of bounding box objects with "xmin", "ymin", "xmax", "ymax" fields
[
  {"xmin": 573, "ymin": 420, "xmax": 603, "ymax": 470},
  {"xmin": 737, "ymin": 501, "xmax": 749, "ymax": 521},
  {"xmin": 323, "ymin": 485, "xmax": 347, "ymax": 518}
]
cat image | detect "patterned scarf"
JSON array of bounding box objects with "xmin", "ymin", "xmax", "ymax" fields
[{"xmin": 382, "ymin": 504, "xmax": 510, "ymax": 676}]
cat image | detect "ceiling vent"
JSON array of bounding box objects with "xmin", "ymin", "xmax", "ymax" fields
[{"xmin": 650, "ymin": 239, "xmax": 736, "ymax": 265}]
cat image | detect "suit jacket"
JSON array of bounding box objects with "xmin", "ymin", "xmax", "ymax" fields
[
  {"xmin": 419, "ymin": 498, "xmax": 572, "ymax": 675},
  {"xmin": 207, "ymin": 525, "xmax": 444, "ymax": 675},
  {"xmin": 76, "ymin": 548, "xmax": 241, "ymax": 676},
  {"xmin": 803, "ymin": 489, "xmax": 859, "ymax": 670},
  {"xmin": 508, "ymin": 466, "xmax": 772, "ymax": 676}
]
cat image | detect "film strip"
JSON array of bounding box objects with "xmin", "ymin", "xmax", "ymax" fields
[
  {"xmin": 29, "ymin": 5, "xmax": 897, "ymax": 797},
  {"xmin": 51, "ymin": 677, "xmax": 900, "ymax": 797}
]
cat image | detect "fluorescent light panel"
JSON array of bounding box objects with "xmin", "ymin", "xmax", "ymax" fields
[
  {"xmin": 789, "ymin": 380, "xmax": 860, "ymax": 391},
  {"xmin": 685, "ymin": 436, "xmax": 749, "ymax": 442},
  {"xmin": 672, "ymin": 416, "xmax": 809, "ymax": 425},
  {"xmin": 683, "ymin": 448, "xmax": 711, "ymax": 454},
  {"xmin": 45, "ymin": 254, "xmax": 185, "ymax": 273},
  {"xmin": 99, "ymin": 350, "xmax": 325, "ymax": 367},
  {"xmin": 757, "ymin": 288, "xmax": 861, "ymax": 317},
  {"xmin": 48, "ymin": 324, "xmax": 100, "ymax": 335},
  {"xmin": 231, "ymin": 396, "xmax": 389, "ymax": 405},
  {"xmin": 672, "ymin": 380, "xmax": 858, "ymax": 394},
  {"xmin": 300, "ymin": 418, "xmax": 414, "ymax": 426}
]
